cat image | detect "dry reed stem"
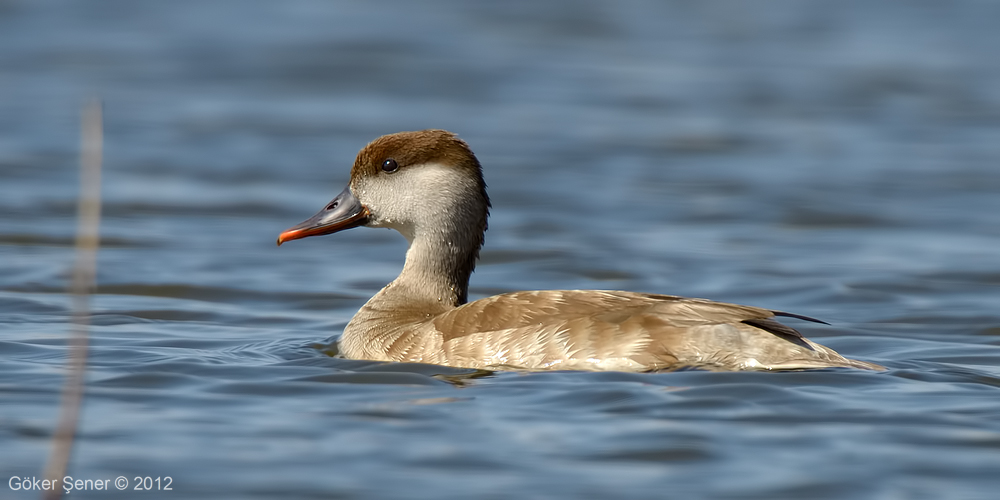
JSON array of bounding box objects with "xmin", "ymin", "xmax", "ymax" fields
[{"xmin": 42, "ymin": 99, "xmax": 103, "ymax": 500}]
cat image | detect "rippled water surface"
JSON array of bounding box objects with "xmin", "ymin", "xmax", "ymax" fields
[{"xmin": 3, "ymin": 1, "xmax": 1000, "ymax": 498}]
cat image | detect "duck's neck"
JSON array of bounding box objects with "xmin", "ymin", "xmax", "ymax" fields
[
  {"xmin": 392, "ymin": 235, "xmax": 473, "ymax": 306},
  {"xmin": 376, "ymin": 214, "xmax": 486, "ymax": 309}
]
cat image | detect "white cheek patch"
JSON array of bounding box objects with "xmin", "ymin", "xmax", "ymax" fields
[{"xmin": 355, "ymin": 163, "xmax": 476, "ymax": 241}]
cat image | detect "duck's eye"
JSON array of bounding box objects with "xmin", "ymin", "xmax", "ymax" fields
[{"xmin": 382, "ymin": 158, "xmax": 399, "ymax": 173}]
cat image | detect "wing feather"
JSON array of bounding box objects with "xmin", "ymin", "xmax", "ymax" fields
[
  {"xmin": 430, "ymin": 290, "xmax": 804, "ymax": 370},
  {"xmin": 345, "ymin": 289, "xmax": 881, "ymax": 371}
]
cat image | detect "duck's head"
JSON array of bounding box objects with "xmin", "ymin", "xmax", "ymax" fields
[{"xmin": 277, "ymin": 129, "xmax": 490, "ymax": 247}]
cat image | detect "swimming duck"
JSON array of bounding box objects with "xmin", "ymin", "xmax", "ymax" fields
[{"xmin": 278, "ymin": 130, "xmax": 883, "ymax": 372}]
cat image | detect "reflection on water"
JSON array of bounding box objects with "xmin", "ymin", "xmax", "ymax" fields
[{"xmin": 3, "ymin": 1, "xmax": 1000, "ymax": 498}]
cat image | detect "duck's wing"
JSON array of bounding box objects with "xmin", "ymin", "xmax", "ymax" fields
[{"xmin": 431, "ymin": 290, "xmax": 881, "ymax": 371}]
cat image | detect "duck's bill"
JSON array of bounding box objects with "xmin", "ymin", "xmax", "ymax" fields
[{"xmin": 277, "ymin": 187, "xmax": 369, "ymax": 246}]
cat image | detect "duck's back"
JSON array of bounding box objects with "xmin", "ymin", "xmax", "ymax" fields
[{"xmin": 341, "ymin": 290, "xmax": 884, "ymax": 371}]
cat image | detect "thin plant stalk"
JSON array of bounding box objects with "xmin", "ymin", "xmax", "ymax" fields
[{"xmin": 42, "ymin": 99, "xmax": 103, "ymax": 499}]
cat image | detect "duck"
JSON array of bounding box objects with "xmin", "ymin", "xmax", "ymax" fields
[{"xmin": 277, "ymin": 130, "xmax": 884, "ymax": 372}]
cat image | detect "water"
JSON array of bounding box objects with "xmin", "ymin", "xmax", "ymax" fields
[{"xmin": 3, "ymin": 1, "xmax": 1000, "ymax": 498}]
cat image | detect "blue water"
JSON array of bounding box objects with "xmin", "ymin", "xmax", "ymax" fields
[{"xmin": 3, "ymin": 1, "xmax": 1000, "ymax": 498}]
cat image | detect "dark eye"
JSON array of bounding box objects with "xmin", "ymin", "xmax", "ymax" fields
[{"xmin": 382, "ymin": 158, "xmax": 399, "ymax": 173}]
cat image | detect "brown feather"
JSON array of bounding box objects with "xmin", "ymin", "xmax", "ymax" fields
[{"xmin": 340, "ymin": 289, "xmax": 884, "ymax": 371}]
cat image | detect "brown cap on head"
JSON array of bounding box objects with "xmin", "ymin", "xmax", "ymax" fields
[
  {"xmin": 278, "ymin": 130, "xmax": 491, "ymax": 248},
  {"xmin": 350, "ymin": 129, "xmax": 484, "ymax": 181}
]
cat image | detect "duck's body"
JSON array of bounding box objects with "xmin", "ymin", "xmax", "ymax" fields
[
  {"xmin": 278, "ymin": 130, "xmax": 883, "ymax": 372},
  {"xmin": 341, "ymin": 289, "xmax": 879, "ymax": 371}
]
